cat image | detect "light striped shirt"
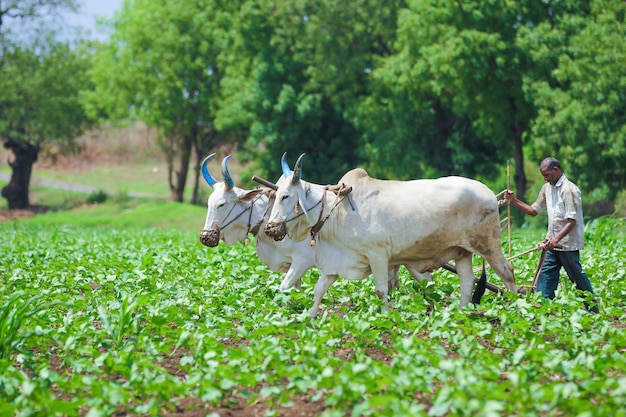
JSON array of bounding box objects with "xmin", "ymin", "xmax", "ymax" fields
[{"xmin": 530, "ymin": 174, "xmax": 585, "ymax": 251}]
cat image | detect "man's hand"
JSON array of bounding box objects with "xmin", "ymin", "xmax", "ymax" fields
[
  {"xmin": 503, "ymin": 189, "xmax": 538, "ymax": 217},
  {"xmin": 539, "ymin": 239, "xmax": 563, "ymax": 251},
  {"xmin": 504, "ymin": 189, "xmax": 515, "ymax": 202}
]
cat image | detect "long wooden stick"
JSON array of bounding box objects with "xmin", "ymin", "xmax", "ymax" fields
[
  {"xmin": 507, "ymin": 160, "xmax": 512, "ymax": 258},
  {"xmin": 531, "ymin": 249, "xmax": 548, "ymax": 290},
  {"xmin": 252, "ymin": 175, "xmax": 278, "ymax": 190},
  {"xmin": 441, "ymin": 263, "xmax": 503, "ymax": 293},
  {"xmin": 442, "ymin": 243, "xmax": 544, "ymax": 276}
]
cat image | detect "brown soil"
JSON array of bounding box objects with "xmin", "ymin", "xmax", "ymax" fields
[{"xmin": 0, "ymin": 206, "xmax": 49, "ymax": 222}]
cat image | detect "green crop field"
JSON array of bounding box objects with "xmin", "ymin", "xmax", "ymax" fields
[{"xmin": 1, "ymin": 210, "xmax": 625, "ymax": 417}]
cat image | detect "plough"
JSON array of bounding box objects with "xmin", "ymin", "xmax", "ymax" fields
[{"xmin": 443, "ymin": 241, "xmax": 555, "ymax": 296}]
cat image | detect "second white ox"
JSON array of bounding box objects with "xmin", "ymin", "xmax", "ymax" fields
[
  {"xmin": 199, "ymin": 153, "xmax": 314, "ymax": 290},
  {"xmin": 265, "ymin": 154, "xmax": 517, "ymax": 317},
  {"xmin": 198, "ymin": 154, "xmax": 431, "ymax": 293}
]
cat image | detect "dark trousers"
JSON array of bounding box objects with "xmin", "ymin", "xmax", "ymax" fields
[{"xmin": 537, "ymin": 250, "xmax": 599, "ymax": 313}]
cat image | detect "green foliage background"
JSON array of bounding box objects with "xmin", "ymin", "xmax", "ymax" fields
[
  {"xmin": 79, "ymin": 0, "xmax": 626, "ymax": 204},
  {"xmin": 2, "ymin": 0, "xmax": 625, "ymax": 208}
]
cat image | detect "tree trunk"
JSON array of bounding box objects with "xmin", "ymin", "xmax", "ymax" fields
[
  {"xmin": 429, "ymin": 96, "xmax": 457, "ymax": 176},
  {"xmin": 508, "ymin": 96, "xmax": 527, "ymax": 201},
  {"xmin": 169, "ymin": 135, "xmax": 192, "ymax": 202},
  {"xmin": 512, "ymin": 131, "xmax": 526, "ymax": 200},
  {"xmin": 190, "ymin": 147, "xmax": 202, "ymax": 205},
  {"xmin": 2, "ymin": 139, "xmax": 40, "ymax": 210}
]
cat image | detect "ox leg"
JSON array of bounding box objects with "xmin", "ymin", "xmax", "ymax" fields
[
  {"xmin": 309, "ymin": 273, "xmax": 338, "ymax": 318},
  {"xmin": 486, "ymin": 254, "xmax": 516, "ymax": 293},
  {"xmin": 388, "ymin": 265, "xmax": 400, "ymax": 295},
  {"xmin": 280, "ymin": 262, "xmax": 312, "ymax": 292},
  {"xmin": 404, "ymin": 264, "xmax": 434, "ymax": 283},
  {"xmin": 456, "ymin": 255, "xmax": 475, "ymax": 308},
  {"xmin": 404, "ymin": 264, "xmax": 434, "ymax": 303},
  {"xmin": 371, "ymin": 262, "xmax": 391, "ymax": 312},
  {"xmin": 476, "ymin": 223, "xmax": 517, "ymax": 293}
]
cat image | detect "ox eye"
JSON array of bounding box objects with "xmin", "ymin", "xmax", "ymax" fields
[{"xmin": 281, "ymin": 194, "xmax": 289, "ymax": 201}]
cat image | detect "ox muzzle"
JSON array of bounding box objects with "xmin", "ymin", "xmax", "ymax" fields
[
  {"xmin": 199, "ymin": 228, "xmax": 220, "ymax": 247},
  {"xmin": 264, "ymin": 221, "xmax": 287, "ymax": 241}
]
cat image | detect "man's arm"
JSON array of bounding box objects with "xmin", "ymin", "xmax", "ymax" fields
[
  {"xmin": 544, "ymin": 218, "xmax": 576, "ymax": 250},
  {"xmin": 504, "ymin": 190, "xmax": 539, "ymax": 217}
]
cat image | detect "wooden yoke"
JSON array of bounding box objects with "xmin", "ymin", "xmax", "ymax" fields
[
  {"xmin": 252, "ymin": 175, "xmax": 278, "ymax": 190},
  {"xmin": 325, "ymin": 183, "xmax": 352, "ymax": 196},
  {"xmin": 252, "ymin": 175, "xmax": 352, "ymax": 196}
]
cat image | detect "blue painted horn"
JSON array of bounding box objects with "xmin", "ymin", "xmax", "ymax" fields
[
  {"xmin": 281, "ymin": 152, "xmax": 292, "ymax": 179},
  {"xmin": 292, "ymin": 153, "xmax": 305, "ymax": 184},
  {"xmin": 221, "ymin": 155, "xmax": 234, "ymax": 191},
  {"xmin": 201, "ymin": 153, "xmax": 217, "ymax": 187}
]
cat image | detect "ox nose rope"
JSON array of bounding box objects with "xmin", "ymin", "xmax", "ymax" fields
[
  {"xmin": 309, "ymin": 183, "xmax": 350, "ymax": 246},
  {"xmin": 218, "ymin": 193, "xmax": 267, "ymax": 242},
  {"xmin": 276, "ymin": 183, "xmax": 352, "ymax": 245},
  {"xmin": 247, "ymin": 192, "xmax": 273, "ymax": 238},
  {"xmin": 283, "ymin": 185, "xmax": 322, "ymax": 224},
  {"xmin": 281, "ymin": 184, "xmax": 350, "ymax": 246}
]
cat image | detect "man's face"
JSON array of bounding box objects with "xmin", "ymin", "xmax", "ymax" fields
[{"xmin": 540, "ymin": 165, "xmax": 561, "ymax": 185}]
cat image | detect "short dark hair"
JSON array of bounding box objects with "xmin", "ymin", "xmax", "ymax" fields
[{"xmin": 540, "ymin": 157, "xmax": 561, "ymax": 171}]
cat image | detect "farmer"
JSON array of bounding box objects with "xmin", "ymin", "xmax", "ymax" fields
[{"xmin": 504, "ymin": 157, "xmax": 599, "ymax": 313}]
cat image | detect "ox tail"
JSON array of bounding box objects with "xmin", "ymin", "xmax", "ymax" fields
[{"xmin": 472, "ymin": 259, "xmax": 487, "ymax": 305}]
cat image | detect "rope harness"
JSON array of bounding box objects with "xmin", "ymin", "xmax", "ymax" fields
[
  {"xmin": 277, "ymin": 183, "xmax": 353, "ymax": 245},
  {"xmin": 496, "ymin": 189, "xmax": 507, "ymax": 207},
  {"xmin": 218, "ymin": 192, "xmax": 267, "ymax": 242},
  {"xmin": 308, "ymin": 183, "xmax": 352, "ymax": 246},
  {"xmin": 247, "ymin": 192, "xmax": 273, "ymax": 239}
]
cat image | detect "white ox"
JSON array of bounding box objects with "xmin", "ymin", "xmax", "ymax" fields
[
  {"xmin": 265, "ymin": 154, "xmax": 517, "ymax": 317},
  {"xmin": 199, "ymin": 153, "xmax": 314, "ymax": 290},
  {"xmin": 198, "ymin": 154, "xmax": 431, "ymax": 293}
]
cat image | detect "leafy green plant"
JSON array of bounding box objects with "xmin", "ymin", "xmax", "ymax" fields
[
  {"xmin": 0, "ymin": 217, "xmax": 624, "ymax": 416},
  {"xmin": 87, "ymin": 189, "xmax": 108, "ymax": 204},
  {"xmin": 0, "ymin": 292, "xmax": 48, "ymax": 360},
  {"xmin": 97, "ymin": 287, "xmax": 169, "ymax": 348}
]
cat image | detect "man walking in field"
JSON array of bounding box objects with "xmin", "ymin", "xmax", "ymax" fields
[{"xmin": 504, "ymin": 157, "xmax": 599, "ymax": 313}]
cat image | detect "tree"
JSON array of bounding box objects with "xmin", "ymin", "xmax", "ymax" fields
[
  {"xmin": 0, "ymin": 0, "xmax": 86, "ymax": 210},
  {"xmin": 217, "ymin": 0, "xmax": 406, "ymax": 184},
  {"xmin": 0, "ymin": 41, "xmax": 92, "ymax": 209},
  {"xmin": 85, "ymin": 0, "xmax": 235, "ymax": 203},
  {"xmin": 374, "ymin": 0, "xmax": 553, "ymax": 198},
  {"xmin": 522, "ymin": 0, "xmax": 626, "ymax": 200}
]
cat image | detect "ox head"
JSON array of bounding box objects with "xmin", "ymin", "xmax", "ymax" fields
[
  {"xmin": 199, "ymin": 154, "xmax": 265, "ymax": 247},
  {"xmin": 265, "ymin": 153, "xmax": 315, "ymax": 242}
]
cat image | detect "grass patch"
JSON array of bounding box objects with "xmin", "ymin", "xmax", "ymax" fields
[
  {"xmin": 32, "ymin": 161, "xmax": 173, "ymax": 197},
  {"xmin": 29, "ymin": 186, "xmax": 93, "ymax": 210},
  {"xmin": 12, "ymin": 200, "xmax": 207, "ymax": 232}
]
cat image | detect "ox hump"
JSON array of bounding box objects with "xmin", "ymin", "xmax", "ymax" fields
[{"xmin": 340, "ymin": 168, "xmax": 370, "ymax": 183}]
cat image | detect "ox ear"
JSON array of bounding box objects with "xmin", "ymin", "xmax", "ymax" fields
[
  {"xmin": 281, "ymin": 152, "xmax": 292, "ymax": 179},
  {"xmin": 221, "ymin": 155, "xmax": 235, "ymax": 191},
  {"xmin": 239, "ymin": 188, "xmax": 264, "ymax": 202},
  {"xmin": 295, "ymin": 182, "xmax": 309, "ymax": 217},
  {"xmin": 201, "ymin": 153, "xmax": 217, "ymax": 187},
  {"xmin": 292, "ymin": 153, "xmax": 305, "ymax": 184}
]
